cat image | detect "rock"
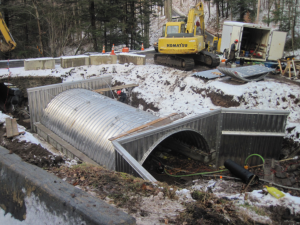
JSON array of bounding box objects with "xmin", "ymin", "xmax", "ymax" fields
[
  {"xmin": 275, "ymin": 165, "xmax": 282, "ymax": 172},
  {"xmin": 54, "ymin": 155, "xmax": 63, "ymax": 163},
  {"xmin": 153, "ymin": 196, "xmax": 160, "ymax": 202},
  {"xmin": 281, "ymin": 178, "xmax": 292, "ymax": 186},
  {"xmin": 157, "ymin": 192, "xmax": 164, "ymax": 200},
  {"xmin": 287, "ymin": 164, "xmax": 300, "ymax": 172},
  {"xmin": 289, "ymin": 177, "xmax": 296, "ymax": 184},
  {"xmin": 294, "ymin": 171, "xmax": 300, "ymax": 176},
  {"xmin": 275, "ymin": 172, "xmax": 287, "ymax": 178},
  {"xmin": 23, "ymin": 114, "xmax": 30, "ymax": 119},
  {"xmin": 149, "ymin": 195, "xmax": 154, "ymax": 201}
]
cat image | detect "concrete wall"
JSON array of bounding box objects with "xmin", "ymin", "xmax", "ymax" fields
[
  {"xmin": 24, "ymin": 58, "xmax": 55, "ymax": 71},
  {"xmin": 61, "ymin": 56, "xmax": 89, "ymax": 68},
  {"xmin": 0, "ymin": 76, "xmax": 62, "ymax": 98},
  {"xmin": 90, "ymin": 55, "xmax": 117, "ymax": 65},
  {"xmin": 0, "ymin": 146, "xmax": 136, "ymax": 225},
  {"xmin": 119, "ymin": 54, "xmax": 146, "ymax": 65}
]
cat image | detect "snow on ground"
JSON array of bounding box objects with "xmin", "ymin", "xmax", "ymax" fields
[
  {"xmin": 108, "ymin": 63, "xmax": 300, "ymax": 143},
  {"xmin": 0, "ymin": 110, "xmax": 59, "ymax": 154},
  {"xmin": 285, "ymin": 49, "xmax": 300, "ymax": 59},
  {"xmin": 180, "ymin": 179, "xmax": 300, "ymax": 224},
  {"xmin": 1, "ymin": 59, "xmax": 300, "ymax": 224},
  {"xmin": 1, "ymin": 60, "xmax": 299, "ymax": 144}
]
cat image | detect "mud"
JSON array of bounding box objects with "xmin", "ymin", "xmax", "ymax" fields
[
  {"xmin": 176, "ymin": 202, "xmax": 248, "ymax": 225},
  {"xmin": 130, "ymin": 92, "xmax": 159, "ymax": 112},
  {"xmin": 0, "ymin": 123, "xmax": 63, "ymax": 168},
  {"xmin": 268, "ymin": 205, "xmax": 300, "ymax": 223}
]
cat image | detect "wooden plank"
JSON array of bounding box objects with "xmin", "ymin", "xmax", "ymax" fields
[
  {"xmin": 11, "ymin": 119, "xmax": 19, "ymax": 136},
  {"xmin": 3, "ymin": 131, "xmax": 25, "ymax": 137},
  {"xmin": 109, "ymin": 113, "xmax": 178, "ymax": 141},
  {"xmin": 292, "ymin": 60, "xmax": 297, "ymax": 77},
  {"xmin": 93, "ymin": 84, "xmax": 139, "ymax": 94},
  {"xmin": 6, "ymin": 118, "xmax": 13, "ymax": 138},
  {"xmin": 5, "ymin": 118, "xmax": 19, "ymax": 138}
]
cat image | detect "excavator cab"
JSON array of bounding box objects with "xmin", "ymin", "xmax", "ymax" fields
[{"xmin": 164, "ymin": 22, "xmax": 186, "ymax": 36}]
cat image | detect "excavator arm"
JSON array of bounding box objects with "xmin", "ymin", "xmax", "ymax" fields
[
  {"xmin": 0, "ymin": 12, "xmax": 16, "ymax": 52},
  {"xmin": 186, "ymin": 2, "xmax": 205, "ymax": 40}
]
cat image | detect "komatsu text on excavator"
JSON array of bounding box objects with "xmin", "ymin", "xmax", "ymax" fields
[
  {"xmin": 0, "ymin": 12, "xmax": 16, "ymax": 52},
  {"xmin": 154, "ymin": 2, "xmax": 220, "ymax": 70}
]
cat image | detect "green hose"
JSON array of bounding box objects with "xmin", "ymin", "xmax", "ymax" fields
[{"xmin": 245, "ymin": 154, "xmax": 265, "ymax": 165}]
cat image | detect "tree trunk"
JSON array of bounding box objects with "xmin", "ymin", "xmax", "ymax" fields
[
  {"xmin": 216, "ymin": 1, "xmax": 220, "ymax": 31},
  {"xmin": 256, "ymin": 0, "xmax": 261, "ymax": 24},
  {"xmin": 165, "ymin": 0, "xmax": 172, "ymax": 22},
  {"xmin": 89, "ymin": 0, "xmax": 98, "ymax": 51},
  {"xmin": 240, "ymin": 5, "xmax": 245, "ymax": 21},
  {"xmin": 221, "ymin": 0, "xmax": 224, "ymax": 17},
  {"xmin": 130, "ymin": 1, "xmax": 134, "ymax": 49},
  {"xmin": 31, "ymin": 0, "xmax": 44, "ymax": 57}
]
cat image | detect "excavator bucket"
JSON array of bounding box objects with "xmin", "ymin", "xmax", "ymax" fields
[{"xmin": 0, "ymin": 39, "xmax": 12, "ymax": 52}]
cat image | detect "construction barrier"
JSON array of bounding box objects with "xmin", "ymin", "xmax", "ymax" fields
[
  {"xmin": 119, "ymin": 53, "xmax": 146, "ymax": 65},
  {"xmin": 24, "ymin": 57, "xmax": 55, "ymax": 71},
  {"xmin": 89, "ymin": 54, "xmax": 117, "ymax": 65},
  {"xmin": 61, "ymin": 55, "xmax": 89, "ymax": 68}
]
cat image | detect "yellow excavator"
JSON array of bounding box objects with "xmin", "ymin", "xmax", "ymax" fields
[
  {"xmin": 154, "ymin": 2, "xmax": 220, "ymax": 70},
  {"xmin": 0, "ymin": 12, "xmax": 16, "ymax": 52}
]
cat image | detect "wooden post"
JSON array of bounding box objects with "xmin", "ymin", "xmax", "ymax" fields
[{"xmin": 278, "ymin": 59, "xmax": 283, "ymax": 75}]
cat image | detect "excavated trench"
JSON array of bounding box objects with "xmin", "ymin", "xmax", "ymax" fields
[
  {"xmin": 0, "ymin": 77, "xmax": 62, "ymax": 128},
  {"xmin": 127, "ymin": 88, "xmax": 299, "ymax": 185},
  {"xmin": 1, "ymin": 77, "xmax": 298, "ymax": 186}
]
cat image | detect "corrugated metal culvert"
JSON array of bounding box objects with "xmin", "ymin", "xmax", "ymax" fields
[{"xmin": 40, "ymin": 88, "xmax": 158, "ymax": 170}]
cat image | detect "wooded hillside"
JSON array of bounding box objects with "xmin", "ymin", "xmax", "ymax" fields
[{"xmin": 0, "ymin": 0, "xmax": 299, "ymax": 59}]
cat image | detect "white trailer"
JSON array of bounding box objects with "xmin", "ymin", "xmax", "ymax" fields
[{"xmin": 220, "ymin": 21, "xmax": 287, "ymax": 61}]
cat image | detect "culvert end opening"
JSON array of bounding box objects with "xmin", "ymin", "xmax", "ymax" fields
[{"xmin": 142, "ymin": 130, "xmax": 216, "ymax": 184}]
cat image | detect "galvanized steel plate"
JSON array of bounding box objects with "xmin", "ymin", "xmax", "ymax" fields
[
  {"xmin": 193, "ymin": 69, "xmax": 225, "ymax": 80},
  {"xmin": 217, "ymin": 65, "xmax": 274, "ymax": 82},
  {"xmin": 41, "ymin": 88, "xmax": 158, "ymax": 170}
]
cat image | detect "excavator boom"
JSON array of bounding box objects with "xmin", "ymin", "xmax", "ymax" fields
[
  {"xmin": 186, "ymin": 2, "xmax": 205, "ymax": 39},
  {"xmin": 0, "ymin": 12, "xmax": 16, "ymax": 52}
]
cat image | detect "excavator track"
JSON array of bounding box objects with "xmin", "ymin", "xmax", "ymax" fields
[
  {"xmin": 154, "ymin": 54, "xmax": 195, "ymax": 71},
  {"xmin": 196, "ymin": 50, "xmax": 220, "ymax": 68}
]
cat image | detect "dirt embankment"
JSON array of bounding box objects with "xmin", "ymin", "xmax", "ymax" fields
[
  {"xmin": 0, "ymin": 120, "xmax": 63, "ymax": 168},
  {"xmin": 191, "ymin": 87, "xmax": 242, "ymax": 107}
]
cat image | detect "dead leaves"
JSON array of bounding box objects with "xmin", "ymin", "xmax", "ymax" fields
[{"xmin": 141, "ymin": 183, "xmax": 154, "ymax": 191}]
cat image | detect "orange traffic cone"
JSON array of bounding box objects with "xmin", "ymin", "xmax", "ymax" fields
[
  {"xmin": 141, "ymin": 43, "xmax": 144, "ymax": 51},
  {"xmin": 102, "ymin": 45, "xmax": 105, "ymax": 54},
  {"xmin": 110, "ymin": 44, "xmax": 116, "ymax": 55}
]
